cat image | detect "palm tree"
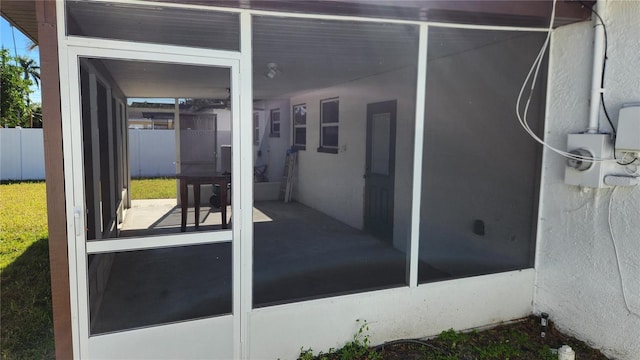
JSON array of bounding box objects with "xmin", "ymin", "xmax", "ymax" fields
[
  {"xmin": 18, "ymin": 56, "xmax": 40, "ymax": 88},
  {"xmin": 17, "ymin": 56, "xmax": 40, "ymax": 127}
]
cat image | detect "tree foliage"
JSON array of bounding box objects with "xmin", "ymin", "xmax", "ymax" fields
[{"xmin": 1, "ymin": 48, "xmax": 37, "ymax": 128}]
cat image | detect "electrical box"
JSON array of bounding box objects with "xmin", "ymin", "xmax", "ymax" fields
[
  {"xmin": 564, "ymin": 133, "xmax": 613, "ymax": 188},
  {"xmin": 616, "ymin": 105, "xmax": 640, "ymax": 153}
]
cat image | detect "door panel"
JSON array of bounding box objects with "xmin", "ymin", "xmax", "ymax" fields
[
  {"xmin": 364, "ymin": 100, "xmax": 397, "ymax": 240},
  {"xmin": 88, "ymin": 316, "xmax": 234, "ymax": 360},
  {"xmin": 68, "ymin": 50, "xmax": 241, "ymax": 359}
]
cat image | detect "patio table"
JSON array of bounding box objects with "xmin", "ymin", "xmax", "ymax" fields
[{"xmin": 176, "ymin": 172, "xmax": 231, "ymax": 232}]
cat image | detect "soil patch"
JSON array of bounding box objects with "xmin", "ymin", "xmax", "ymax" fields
[{"xmin": 300, "ymin": 316, "xmax": 609, "ymax": 359}]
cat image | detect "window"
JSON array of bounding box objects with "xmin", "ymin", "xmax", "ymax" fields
[
  {"xmin": 253, "ymin": 111, "xmax": 259, "ymax": 145},
  {"xmin": 292, "ymin": 104, "xmax": 306, "ymax": 150},
  {"xmin": 270, "ymin": 109, "xmax": 280, "ymax": 137},
  {"xmin": 319, "ymin": 98, "xmax": 339, "ymax": 153}
]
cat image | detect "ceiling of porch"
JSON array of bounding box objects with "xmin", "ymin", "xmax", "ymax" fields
[
  {"xmin": 2, "ymin": 0, "xmax": 565, "ymax": 101},
  {"xmin": 69, "ymin": 1, "xmax": 531, "ymax": 101}
]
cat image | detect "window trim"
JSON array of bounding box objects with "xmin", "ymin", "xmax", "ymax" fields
[
  {"xmin": 318, "ymin": 97, "xmax": 339, "ymax": 153},
  {"xmin": 292, "ymin": 103, "xmax": 307, "ymax": 151},
  {"xmin": 269, "ymin": 108, "xmax": 280, "ymax": 137}
]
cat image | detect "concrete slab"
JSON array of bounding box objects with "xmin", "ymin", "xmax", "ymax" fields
[{"xmin": 90, "ymin": 201, "xmax": 449, "ymax": 334}]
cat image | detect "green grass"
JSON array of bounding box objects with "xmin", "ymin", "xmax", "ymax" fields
[
  {"xmin": 1, "ymin": 182, "xmax": 54, "ymax": 359},
  {"xmin": 0, "ymin": 179, "xmax": 176, "ymax": 359},
  {"xmin": 130, "ymin": 177, "xmax": 177, "ymax": 199}
]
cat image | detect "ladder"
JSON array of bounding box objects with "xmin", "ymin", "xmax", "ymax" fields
[{"xmin": 279, "ymin": 151, "xmax": 297, "ymax": 202}]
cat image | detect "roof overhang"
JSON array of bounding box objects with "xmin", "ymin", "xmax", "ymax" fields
[
  {"xmin": 2, "ymin": 0, "xmax": 593, "ymax": 46},
  {"xmin": 1, "ymin": 0, "xmax": 38, "ymax": 43}
]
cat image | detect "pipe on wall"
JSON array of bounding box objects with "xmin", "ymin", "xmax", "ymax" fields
[{"xmin": 587, "ymin": 0, "xmax": 607, "ymax": 133}]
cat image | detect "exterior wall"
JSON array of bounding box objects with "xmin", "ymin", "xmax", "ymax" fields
[
  {"xmin": 250, "ymin": 270, "xmax": 535, "ymax": 359},
  {"xmin": 291, "ymin": 67, "xmax": 416, "ymax": 234},
  {"xmin": 0, "ymin": 128, "xmax": 46, "ymax": 180},
  {"xmin": 535, "ymin": 2, "xmax": 640, "ymax": 359},
  {"xmin": 253, "ymin": 99, "xmax": 291, "ymax": 182}
]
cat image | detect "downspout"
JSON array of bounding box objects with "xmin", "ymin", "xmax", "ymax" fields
[{"xmin": 587, "ymin": 0, "xmax": 607, "ymax": 133}]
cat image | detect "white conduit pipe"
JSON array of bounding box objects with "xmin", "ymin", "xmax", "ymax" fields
[{"xmin": 587, "ymin": 0, "xmax": 607, "ymax": 133}]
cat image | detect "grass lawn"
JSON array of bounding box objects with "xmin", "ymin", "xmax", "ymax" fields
[
  {"xmin": 0, "ymin": 179, "xmax": 175, "ymax": 360},
  {"xmin": 0, "ymin": 182, "xmax": 54, "ymax": 360},
  {"xmin": 129, "ymin": 177, "xmax": 177, "ymax": 199}
]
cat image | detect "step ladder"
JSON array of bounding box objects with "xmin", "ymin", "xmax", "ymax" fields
[{"xmin": 279, "ymin": 151, "xmax": 297, "ymax": 202}]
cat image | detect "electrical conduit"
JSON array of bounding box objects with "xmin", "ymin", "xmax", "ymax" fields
[{"xmin": 587, "ymin": 0, "xmax": 607, "ymax": 133}]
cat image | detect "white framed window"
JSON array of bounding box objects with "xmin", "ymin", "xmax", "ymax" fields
[
  {"xmin": 292, "ymin": 103, "xmax": 306, "ymax": 150},
  {"xmin": 270, "ymin": 108, "xmax": 280, "ymax": 137},
  {"xmin": 319, "ymin": 98, "xmax": 339, "ymax": 153}
]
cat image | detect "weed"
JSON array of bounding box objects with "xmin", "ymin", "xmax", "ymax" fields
[
  {"xmin": 297, "ymin": 320, "xmax": 382, "ymax": 360},
  {"xmin": 538, "ymin": 345, "xmax": 557, "ymax": 360},
  {"xmin": 436, "ymin": 328, "xmax": 469, "ymax": 350},
  {"xmin": 299, "ymin": 348, "xmax": 316, "ymax": 360}
]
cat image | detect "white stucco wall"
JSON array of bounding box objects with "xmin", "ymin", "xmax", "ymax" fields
[
  {"xmin": 290, "ymin": 67, "xmax": 417, "ymax": 238},
  {"xmin": 253, "ymin": 99, "xmax": 291, "ymax": 182},
  {"xmin": 535, "ymin": 2, "xmax": 640, "ymax": 359}
]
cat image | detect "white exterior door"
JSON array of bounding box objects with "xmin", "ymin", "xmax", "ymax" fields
[{"xmin": 62, "ymin": 45, "xmax": 245, "ymax": 359}]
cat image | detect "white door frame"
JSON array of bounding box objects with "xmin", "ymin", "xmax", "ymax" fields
[{"xmin": 59, "ymin": 37, "xmax": 246, "ymax": 359}]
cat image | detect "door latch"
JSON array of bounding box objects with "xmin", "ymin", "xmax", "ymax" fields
[{"xmin": 74, "ymin": 209, "xmax": 82, "ymax": 236}]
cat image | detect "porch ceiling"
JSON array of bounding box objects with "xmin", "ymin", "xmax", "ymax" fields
[
  {"xmin": 3, "ymin": 0, "xmax": 591, "ymax": 100},
  {"xmin": 1, "ymin": 0, "xmax": 593, "ymax": 48},
  {"xmin": 94, "ymin": 19, "xmax": 525, "ymax": 100}
]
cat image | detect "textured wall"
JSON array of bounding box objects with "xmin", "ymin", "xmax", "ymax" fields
[{"xmin": 535, "ymin": 1, "xmax": 640, "ymax": 359}]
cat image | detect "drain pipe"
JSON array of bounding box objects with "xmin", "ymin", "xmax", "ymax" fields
[{"xmin": 587, "ymin": 0, "xmax": 607, "ymax": 133}]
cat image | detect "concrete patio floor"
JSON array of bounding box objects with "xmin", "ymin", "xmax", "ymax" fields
[{"xmin": 91, "ymin": 200, "xmax": 449, "ymax": 334}]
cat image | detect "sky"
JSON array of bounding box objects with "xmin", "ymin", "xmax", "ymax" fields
[{"xmin": 1, "ymin": 17, "xmax": 42, "ymax": 103}]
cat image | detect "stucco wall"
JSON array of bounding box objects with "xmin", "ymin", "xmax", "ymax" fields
[
  {"xmin": 535, "ymin": 2, "xmax": 640, "ymax": 359},
  {"xmin": 253, "ymin": 99, "xmax": 291, "ymax": 182}
]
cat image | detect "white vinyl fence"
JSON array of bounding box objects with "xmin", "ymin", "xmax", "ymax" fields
[
  {"xmin": 129, "ymin": 129, "xmax": 176, "ymax": 178},
  {"xmin": 1, "ymin": 129, "xmax": 232, "ymax": 180},
  {"xmin": 0, "ymin": 128, "xmax": 45, "ymax": 180}
]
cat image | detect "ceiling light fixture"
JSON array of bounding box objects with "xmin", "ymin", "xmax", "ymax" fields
[{"xmin": 265, "ymin": 62, "xmax": 279, "ymax": 79}]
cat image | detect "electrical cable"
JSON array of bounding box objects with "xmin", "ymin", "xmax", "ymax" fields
[
  {"xmin": 582, "ymin": 1, "xmax": 616, "ymax": 136},
  {"xmin": 622, "ymin": 153, "xmax": 640, "ymax": 176},
  {"xmin": 515, "ymin": 0, "xmax": 614, "ymax": 163},
  {"xmin": 516, "ymin": 0, "xmax": 638, "ymax": 164},
  {"xmin": 373, "ymin": 339, "xmax": 447, "ymax": 355},
  {"xmin": 579, "ymin": 1, "xmax": 639, "ymax": 166},
  {"xmin": 607, "ymin": 186, "xmax": 640, "ymax": 319}
]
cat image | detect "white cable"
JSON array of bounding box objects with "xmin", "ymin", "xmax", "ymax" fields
[
  {"xmin": 515, "ymin": 0, "xmax": 614, "ymax": 163},
  {"xmin": 607, "ymin": 186, "xmax": 640, "ymax": 318}
]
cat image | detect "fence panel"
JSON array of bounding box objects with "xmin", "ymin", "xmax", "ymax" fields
[
  {"xmin": 0, "ymin": 128, "xmax": 45, "ymax": 180},
  {"xmin": 1, "ymin": 129, "xmax": 230, "ymax": 180},
  {"xmin": 129, "ymin": 129, "xmax": 176, "ymax": 178}
]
